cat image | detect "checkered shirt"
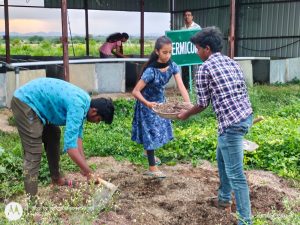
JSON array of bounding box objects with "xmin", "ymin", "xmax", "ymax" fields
[{"xmin": 195, "ymin": 52, "xmax": 253, "ymax": 134}]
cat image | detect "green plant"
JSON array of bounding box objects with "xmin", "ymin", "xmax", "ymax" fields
[
  {"xmin": 253, "ymin": 198, "xmax": 300, "ymax": 225},
  {"xmin": 0, "ymin": 84, "xmax": 299, "ymax": 203}
]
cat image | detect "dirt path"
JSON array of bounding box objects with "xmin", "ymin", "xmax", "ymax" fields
[
  {"xmin": 39, "ymin": 157, "xmax": 299, "ymax": 225},
  {"xmin": 0, "ymin": 109, "xmax": 17, "ymax": 133}
]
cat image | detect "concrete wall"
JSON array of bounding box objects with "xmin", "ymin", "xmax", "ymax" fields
[
  {"xmin": 0, "ymin": 73, "xmax": 6, "ymax": 107},
  {"xmin": 95, "ymin": 62, "xmax": 178, "ymax": 93},
  {"xmin": 96, "ymin": 62, "xmax": 126, "ymax": 93},
  {"xmin": 69, "ymin": 64, "xmax": 97, "ymax": 92},
  {"xmin": 0, "ymin": 69, "xmax": 46, "ymax": 108},
  {"xmin": 270, "ymin": 57, "xmax": 300, "ymax": 83},
  {"xmin": 236, "ymin": 60, "xmax": 253, "ymax": 87},
  {"xmin": 8, "ymin": 58, "xmax": 294, "ymax": 108}
]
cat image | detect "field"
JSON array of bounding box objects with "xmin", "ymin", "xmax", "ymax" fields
[
  {"xmin": 0, "ymin": 84, "xmax": 300, "ymax": 224},
  {"xmin": 0, "ymin": 36, "xmax": 155, "ymax": 57}
]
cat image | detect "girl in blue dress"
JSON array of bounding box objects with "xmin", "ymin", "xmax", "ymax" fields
[{"xmin": 131, "ymin": 36, "xmax": 190, "ymax": 178}]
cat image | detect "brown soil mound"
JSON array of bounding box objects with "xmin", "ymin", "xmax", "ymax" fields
[
  {"xmin": 153, "ymin": 102, "xmax": 193, "ymax": 114},
  {"xmin": 35, "ymin": 157, "xmax": 299, "ymax": 225}
]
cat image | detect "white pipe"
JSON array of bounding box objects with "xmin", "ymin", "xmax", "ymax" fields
[
  {"xmin": 234, "ymin": 57, "xmax": 271, "ymax": 60},
  {"xmin": 9, "ymin": 58, "xmax": 148, "ymax": 68}
]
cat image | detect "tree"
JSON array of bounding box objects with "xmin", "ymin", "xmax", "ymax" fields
[{"xmin": 28, "ymin": 36, "xmax": 44, "ymax": 43}]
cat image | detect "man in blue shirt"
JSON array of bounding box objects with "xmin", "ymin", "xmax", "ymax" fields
[
  {"xmin": 178, "ymin": 27, "xmax": 253, "ymax": 225},
  {"xmin": 11, "ymin": 78, "xmax": 115, "ymax": 197}
]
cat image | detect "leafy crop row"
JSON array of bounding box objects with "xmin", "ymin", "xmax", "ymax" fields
[{"xmin": 0, "ymin": 84, "xmax": 299, "ymax": 200}]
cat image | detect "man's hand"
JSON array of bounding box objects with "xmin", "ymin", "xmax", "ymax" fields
[
  {"xmin": 177, "ymin": 110, "xmax": 190, "ymax": 120},
  {"xmin": 86, "ymin": 173, "xmax": 103, "ymax": 185},
  {"xmin": 177, "ymin": 105, "xmax": 205, "ymax": 120}
]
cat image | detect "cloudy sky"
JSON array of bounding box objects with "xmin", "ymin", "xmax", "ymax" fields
[{"xmin": 0, "ymin": 0, "xmax": 171, "ymax": 36}]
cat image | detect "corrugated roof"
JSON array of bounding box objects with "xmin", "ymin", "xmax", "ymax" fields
[{"xmin": 44, "ymin": 0, "xmax": 169, "ymax": 12}]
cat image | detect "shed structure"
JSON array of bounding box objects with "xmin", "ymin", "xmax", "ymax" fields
[
  {"xmin": 2, "ymin": 0, "xmax": 300, "ymax": 59},
  {"xmin": 1, "ymin": 0, "xmax": 300, "ymax": 107},
  {"xmin": 42, "ymin": 0, "xmax": 300, "ymax": 58}
]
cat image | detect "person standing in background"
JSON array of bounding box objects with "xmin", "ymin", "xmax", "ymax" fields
[
  {"xmin": 180, "ymin": 9, "xmax": 202, "ymax": 90},
  {"xmin": 181, "ymin": 9, "xmax": 201, "ymax": 30}
]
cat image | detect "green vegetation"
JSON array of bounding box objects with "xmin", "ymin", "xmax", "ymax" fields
[
  {"xmin": 253, "ymin": 198, "xmax": 300, "ymax": 225},
  {"xmin": 0, "ymin": 36, "xmax": 155, "ymax": 57},
  {"xmin": 0, "ymin": 83, "xmax": 299, "ymax": 224},
  {"xmin": 1, "ymin": 84, "xmax": 299, "ymax": 198}
]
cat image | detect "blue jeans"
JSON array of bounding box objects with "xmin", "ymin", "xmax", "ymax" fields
[{"xmin": 217, "ymin": 114, "xmax": 253, "ymax": 225}]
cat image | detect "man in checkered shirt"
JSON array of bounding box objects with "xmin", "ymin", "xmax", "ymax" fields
[{"xmin": 178, "ymin": 27, "xmax": 253, "ymax": 225}]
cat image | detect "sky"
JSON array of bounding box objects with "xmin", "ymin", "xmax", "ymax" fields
[{"xmin": 0, "ymin": 0, "xmax": 171, "ymax": 36}]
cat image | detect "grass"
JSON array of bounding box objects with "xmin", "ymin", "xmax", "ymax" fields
[
  {"xmin": 253, "ymin": 198, "xmax": 300, "ymax": 225},
  {"xmin": 0, "ymin": 39, "xmax": 155, "ymax": 57},
  {"xmin": 0, "ymin": 83, "xmax": 299, "ymax": 224}
]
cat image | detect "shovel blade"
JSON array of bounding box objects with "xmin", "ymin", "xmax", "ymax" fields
[
  {"xmin": 90, "ymin": 179, "xmax": 118, "ymax": 211},
  {"xmin": 243, "ymin": 139, "xmax": 259, "ymax": 151}
]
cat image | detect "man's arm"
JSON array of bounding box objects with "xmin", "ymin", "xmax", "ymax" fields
[
  {"xmin": 67, "ymin": 147, "xmax": 92, "ymax": 178},
  {"xmin": 174, "ymin": 73, "xmax": 190, "ymax": 102},
  {"xmin": 67, "ymin": 146, "xmax": 104, "ymax": 183},
  {"xmin": 77, "ymin": 138, "xmax": 85, "ymax": 158},
  {"xmin": 178, "ymin": 104, "xmax": 205, "ymax": 120},
  {"xmin": 112, "ymin": 46, "xmax": 126, "ymax": 58}
]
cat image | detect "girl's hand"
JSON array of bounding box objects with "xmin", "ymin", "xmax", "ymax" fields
[
  {"xmin": 183, "ymin": 102, "xmax": 194, "ymax": 109},
  {"xmin": 146, "ymin": 101, "xmax": 158, "ymax": 109}
]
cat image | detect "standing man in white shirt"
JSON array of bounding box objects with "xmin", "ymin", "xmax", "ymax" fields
[
  {"xmin": 181, "ymin": 10, "xmax": 201, "ymax": 30},
  {"xmin": 180, "ymin": 9, "xmax": 201, "ymax": 89}
]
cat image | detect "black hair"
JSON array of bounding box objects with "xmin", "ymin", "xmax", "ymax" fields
[
  {"xmin": 121, "ymin": 32, "xmax": 129, "ymax": 40},
  {"xmin": 90, "ymin": 98, "xmax": 114, "ymax": 124},
  {"xmin": 190, "ymin": 26, "xmax": 223, "ymax": 53},
  {"xmin": 106, "ymin": 32, "xmax": 122, "ymax": 42},
  {"xmin": 183, "ymin": 9, "xmax": 193, "ymax": 16},
  {"xmin": 139, "ymin": 36, "xmax": 172, "ymax": 77},
  {"xmin": 106, "ymin": 32, "xmax": 129, "ymax": 43}
]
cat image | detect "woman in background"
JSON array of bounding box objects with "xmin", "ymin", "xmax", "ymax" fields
[{"xmin": 99, "ymin": 32, "xmax": 129, "ymax": 58}]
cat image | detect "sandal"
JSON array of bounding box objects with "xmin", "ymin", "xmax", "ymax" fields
[
  {"xmin": 143, "ymin": 154, "xmax": 161, "ymax": 165},
  {"xmin": 143, "ymin": 170, "xmax": 166, "ymax": 179}
]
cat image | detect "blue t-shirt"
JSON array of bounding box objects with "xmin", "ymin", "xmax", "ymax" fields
[{"xmin": 14, "ymin": 78, "xmax": 90, "ymax": 152}]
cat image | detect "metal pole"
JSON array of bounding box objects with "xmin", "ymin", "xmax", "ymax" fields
[
  {"xmin": 140, "ymin": 0, "xmax": 145, "ymax": 58},
  {"xmin": 188, "ymin": 65, "xmax": 193, "ymax": 95},
  {"xmin": 4, "ymin": 0, "xmax": 10, "ymax": 63},
  {"xmin": 15, "ymin": 67, "xmax": 20, "ymax": 89},
  {"xmin": 61, "ymin": 0, "xmax": 70, "ymax": 81},
  {"xmin": 170, "ymin": 0, "xmax": 175, "ymax": 30},
  {"xmin": 84, "ymin": 0, "xmax": 90, "ymax": 56},
  {"xmin": 229, "ymin": 0, "xmax": 236, "ymax": 58}
]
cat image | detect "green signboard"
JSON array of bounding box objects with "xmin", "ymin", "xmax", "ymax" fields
[{"xmin": 165, "ymin": 29, "xmax": 202, "ymax": 66}]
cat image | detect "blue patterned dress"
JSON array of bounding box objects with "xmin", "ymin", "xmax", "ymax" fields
[{"xmin": 131, "ymin": 61, "xmax": 180, "ymax": 150}]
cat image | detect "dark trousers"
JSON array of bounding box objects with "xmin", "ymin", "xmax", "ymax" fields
[
  {"xmin": 11, "ymin": 97, "xmax": 61, "ymax": 196},
  {"xmin": 181, "ymin": 66, "xmax": 190, "ymax": 89},
  {"xmin": 181, "ymin": 65, "xmax": 199, "ymax": 90}
]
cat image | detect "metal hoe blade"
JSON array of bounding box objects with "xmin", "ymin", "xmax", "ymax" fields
[
  {"xmin": 243, "ymin": 139, "xmax": 259, "ymax": 151},
  {"xmin": 90, "ymin": 179, "xmax": 118, "ymax": 212},
  {"xmin": 243, "ymin": 116, "xmax": 264, "ymax": 151}
]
